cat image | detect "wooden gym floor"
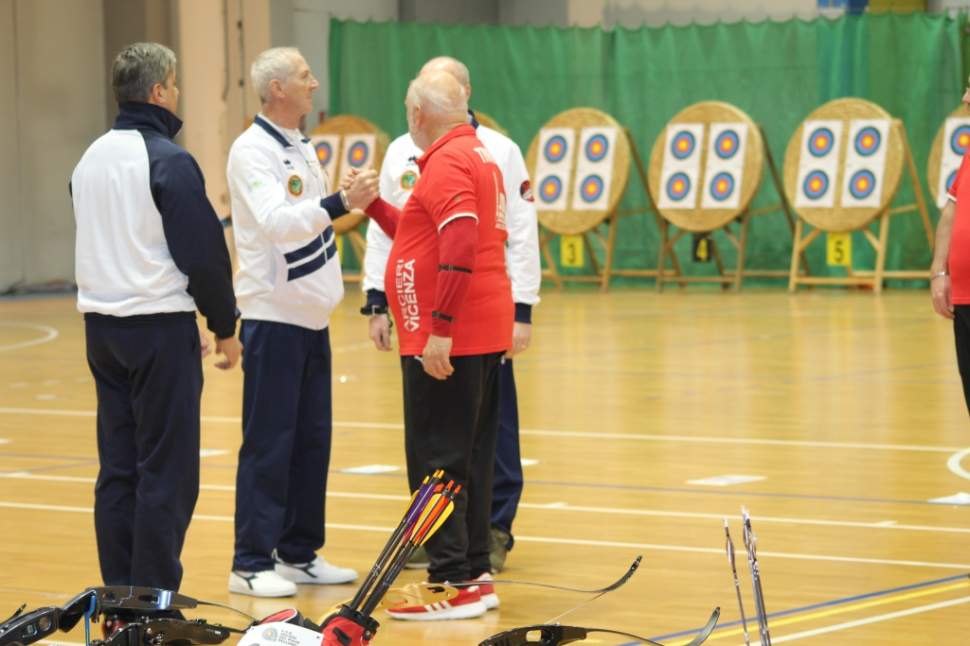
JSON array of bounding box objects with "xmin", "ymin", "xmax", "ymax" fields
[{"xmin": 1, "ymin": 288, "xmax": 969, "ymax": 645}]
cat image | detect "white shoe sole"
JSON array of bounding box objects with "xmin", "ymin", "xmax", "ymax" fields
[
  {"xmin": 275, "ymin": 565, "xmax": 358, "ymax": 585},
  {"xmin": 228, "ymin": 574, "xmax": 296, "ymax": 598},
  {"xmin": 481, "ymin": 592, "xmax": 500, "ymax": 610},
  {"xmin": 386, "ymin": 600, "xmax": 487, "ymax": 621}
]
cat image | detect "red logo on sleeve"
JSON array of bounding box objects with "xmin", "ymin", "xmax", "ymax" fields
[{"xmin": 520, "ymin": 180, "xmax": 534, "ymax": 202}]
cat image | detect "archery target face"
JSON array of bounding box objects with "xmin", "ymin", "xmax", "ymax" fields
[
  {"xmin": 700, "ymin": 122, "xmax": 748, "ymax": 209},
  {"xmin": 807, "ymin": 126, "xmax": 836, "ymax": 158},
  {"xmin": 707, "ymin": 171, "xmax": 736, "ymax": 203},
  {"xmin": 802, "ymin": 170, "xmax": 830, "ymax": 202},
  {"xmin": 310, "ymin": 134, "xmax": 341, "ymax": 186},
  {"xmin": 658, "ymin": 123, "xmax": 703, "ymax": 209},
  {"xmin": 853, "ymin": 126, "xmax": 881, "ymax": 157},
  {"xmin": 571, "ymin": 127, "xmax": 617, "ymax": 211},
  {"xmin": 584, "ymin": 134, "xmax": 609, "ymax": 162},
  {"xmin": 578, "ymin": 174, "xmax": 605, "ymax": 203},
  {"xmin": 937, "ymin": 118, "xmax": 970, "ymax": 207},
  {"xmin": 713, "ymin": 130, "xmax": 741, "ymax": 160},
  {"xmin": 666, "ymin": 172, "xmax": 692, "ymax": 202},
  {"xmin": 539, "ymin": 175, "xmax": 564, "ymax": 204},
  {"xmin": 543, "ymin": 134, "xmax": 569, "ymax": 163},
  {"xmin": 847, "ymin": 169, "xmax": 876, "ymax": 200},
  {"xmin": 841, "ymin": 119, "xmax": 889, "ymax": 208},
  {"xmin": 951, "ymin": 125, "xmax": 970, "ymax": 156},
  {"xmin": 534, "ymin": 127, "xmax": 575, "ymax": 212},
  {"xmin": 346, "ymin": 140, "xmax": 371, "ymax": 168},
  {"xmin": 795, "ymin": 120, "xmax": 843, "ymax": 208}
]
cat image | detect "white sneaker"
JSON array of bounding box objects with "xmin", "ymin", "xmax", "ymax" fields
[
  {"xmin": 274, "ymin": 553, "xmax": 358, "ymax": 585},
  {"xmin": 228, "ymin": 570, "xmax": 297, "ymax": 597}
]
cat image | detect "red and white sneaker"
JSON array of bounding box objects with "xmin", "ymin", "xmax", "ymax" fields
[
  {"xmin": 473, "ymin": 572, "xmax": 500, "ymax": 610},
  {"xmin": 385, "ymin": 583, "xmax": 487, "ymax": 621}
]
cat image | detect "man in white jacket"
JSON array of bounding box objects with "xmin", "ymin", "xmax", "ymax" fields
[
  {"xmin": 361, "ymin": 56, "xmax": 541, "ymax": 573},
  {"xmin": 226, "ymin": 47, "xmax": 377, "ymax": 597}
]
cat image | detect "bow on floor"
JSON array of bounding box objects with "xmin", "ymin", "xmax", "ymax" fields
[{"xmin": 479, "ymin": 607, "xmax": 721, "ymax": 646}]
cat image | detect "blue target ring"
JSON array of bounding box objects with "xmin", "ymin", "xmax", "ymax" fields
[
  {"xmin": 539, "ymin": 175, "xmax": 563, "ymax": 204},
  {"xmin": 544, "ymin": 135, "xmax": 568, "ymax": 163},
  {"xmin": 579, "ymin": 174, "xmax": 605, "ymax": 203},
  {"xmin": 947, "ymin": 169, "xmax": 959, "ymax": 194},
  {"xmin": 807, "ymin": 127, "xmax": 835, "ymax": 158},
  {"xmin": 708, "ymin": 172, "xmax": 736, "ymax": 202},
  {"xmin": 802, "ymin": 170, "xmax": 829, "ymax": 201},
  {"xmin": 670, "ymin": 131, "xmax": 697, "ymax": 160},
  {"xmin": 666, "ymin": 172, "xmax": 691, "ymax": 201},
  {"xmin": 584, "ymin": 134, "xmax": 609, "ymax": 162},
  {"xmin": 347, "ymin": 141, "xmax": 370, "ymax": 168},
  {"xmin": 848, "ymin": 169, "xmax": 877, "ymax": 200},
  {"xmin": 950, "ymin": 125, "xmax": 970, "ymax": 156},
  {"xmin": 714, "ymin": 131, "xmax": 741, "ymax": 160},
  {"xmin": 854, "ymin": 127, "xmax": 881, "ymax": 157},
  {"xmin": 315, "ymin": 141, "xmax": 333, "ymax": 166}
]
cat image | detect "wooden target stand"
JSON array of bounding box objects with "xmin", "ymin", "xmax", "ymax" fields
[
  {"xmin": 648, "ymin": 101, "xmax": 803, "ymax": 292},
  {"xmin": 785, "ymin": 98, "xmax": 933, "ymax": 293},
  {"xmin": 309, "ymin": 115, "xmax": 389, "ymax": 282},
  {"xmin": 526, "ymin": 108, "xmax": 664, "ymax": 292}
]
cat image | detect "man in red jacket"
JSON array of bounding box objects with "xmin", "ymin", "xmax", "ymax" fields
[
  {"xmin": 932, "ymin": 79, "xmax": 970, "ymax": 411},
  {"xmin": 355, "ymin": 70, "xmax": 512, "ymax": 620}
]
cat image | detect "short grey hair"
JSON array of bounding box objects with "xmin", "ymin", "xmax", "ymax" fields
[
  {"xmin": 112, "ymin": 42, "xmax": 177, "ymax": 103},
  {"xmin": 406, "ymin": 72, "xmax": 468, "ymax": 118},
  {"xmin": 251, "ymin": 47, "xmax": 301, "ymax": 103}
]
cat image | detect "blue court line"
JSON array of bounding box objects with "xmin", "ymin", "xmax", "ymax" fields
[{"xmin": 627, "ymin": 572, "xmax": 970, "ymax": 645}]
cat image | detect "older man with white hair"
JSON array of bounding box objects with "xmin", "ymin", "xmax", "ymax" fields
[
  {"xmin": 360, "ymin": 69, "xmax": 513, "ymax": 620},
  {"xmin": 225, "ymin": 46, "xmax": 377, "ymax": 597},
  {"xmin": 362, "ymin": 55, "xmax": 540, "ymax": 575}
]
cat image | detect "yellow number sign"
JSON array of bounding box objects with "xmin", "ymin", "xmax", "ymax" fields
[
  {"xmin": 826, "ymin": 232, "xmax": 852, "ymax": 267},
  {"xmin": 560, "ymin": 235, "xmax": 585, "ymax": 268}
]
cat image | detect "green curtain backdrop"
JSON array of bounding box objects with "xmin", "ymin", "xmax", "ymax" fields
[{"xmin": 330, "ymin": 13, "xmax": 967, "ymax": 283}]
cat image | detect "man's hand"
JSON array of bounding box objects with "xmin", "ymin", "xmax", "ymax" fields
[
  {"xmin": 344, "ymin": 169, "xmax": 379, "ymax": 210},
  {"xmin": 505, "ymin": 322, "xmax": 532, "ymax": 358},
  {"xmin": 199, "ymin": 330, "xmax": 213, "ymax": 358},
  {"xmin": 369, "ymin": 314, "xmax": 393, "ymax": 352},
  {"xmin": 932, "ymin": 274, "xmax": 954, "ymax": 319},
  {"xmin": 214, "ymin": 336, "xmax": 242, "ymax": 370},
  {"xmin": 421, "ymin": 334, "xmax": 453, "ymax": 380},
  {"xmin": 340, "ymin": 168, "xmax": 359, "ymax": 191}
]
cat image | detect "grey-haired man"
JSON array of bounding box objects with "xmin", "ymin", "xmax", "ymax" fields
[
  {"xmin": 226, "ymin": 47, "xmax": 376, "ymax": 597},
  {"xmin": 72, "ymin": 42, "xmax": 240, "ymax": 591}
]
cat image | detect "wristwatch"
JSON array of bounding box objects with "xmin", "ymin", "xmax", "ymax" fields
[{"xmin": 359, "ymin": 303, "xmax": 388, "ymax": 316}]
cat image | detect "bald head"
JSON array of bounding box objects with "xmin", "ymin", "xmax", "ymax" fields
[
  {"xmin": 405, "ymin": 70, "xmax": 469, "ymax": 150},
  {"xmin": 407, "ymin": 70, "xmax": 468, "ymax": 122},
  {"xmin": 420, "ymin": 56, "xmax": 471, "ymax": 95}
]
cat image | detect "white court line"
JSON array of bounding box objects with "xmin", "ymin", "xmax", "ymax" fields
[
  {"xmin": 2, "ymin": 499, "xmax": 969, "ymax": 571},
  {"xmin": 766, "ymin": 595, "xmax": 970, "ymax": 644},
  {"xmin": 0, "ymin": 322, "xmax": 59, "ymax": 353},
  {"xmin": 946, "ymin": 447, "xmax": 970, "ymax": 481},
  {"xmin": 0, "ymin": 406, "xmax": 964, "ymax": 454},
  {"xmin": 3, "ymin": 471, "xmax": 970, "ymax": 535}
]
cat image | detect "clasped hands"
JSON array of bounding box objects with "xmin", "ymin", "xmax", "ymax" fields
[{"xmin": 340, "ymin": 168, "xmax": 380, "ymax": 210}]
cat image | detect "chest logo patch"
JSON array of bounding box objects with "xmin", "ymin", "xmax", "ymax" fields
[
  {"xmin": 400, "ymin": 170, "xmax": 419, "ymax": 191},
  {"xmin": 287, "ymin": 174, "xmax": 304, "ymax": 197}
]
